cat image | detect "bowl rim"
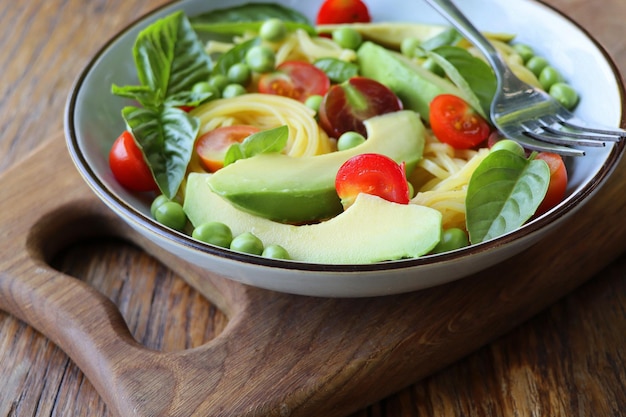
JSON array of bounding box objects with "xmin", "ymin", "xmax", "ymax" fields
[{"xmin": 64, "ymin": 0, "xmax": 626, "ymax": 273}]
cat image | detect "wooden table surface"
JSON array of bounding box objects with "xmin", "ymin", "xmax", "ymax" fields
[{"xmin": 1, "ymin": 0, "xmax": 625, "ymax": 416}]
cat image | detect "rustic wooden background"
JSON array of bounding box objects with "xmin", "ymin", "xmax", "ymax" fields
[{"xmin": 1, "ymin": 0, "xmax": 625, "ymax": 415}]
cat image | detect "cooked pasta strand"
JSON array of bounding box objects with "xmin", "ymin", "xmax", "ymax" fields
[{"xmin": 192, "ymin": 94, "xmax": 333, "ymax": 156}]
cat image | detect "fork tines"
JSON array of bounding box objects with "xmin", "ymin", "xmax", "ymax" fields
[
  {"xmin": 559, "ymin": 118, "xmax": 626, "ymax": 139},
  {"xmin": 524, "ymin": 117, "xmax": 625, "ymax": 151}
]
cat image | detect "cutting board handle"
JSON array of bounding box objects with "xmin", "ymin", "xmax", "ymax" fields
[{"xmin": 0, "ymin": 140, "xmax": 282, "ymax": 416}]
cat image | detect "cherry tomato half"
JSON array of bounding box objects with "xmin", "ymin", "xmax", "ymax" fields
[
  {"xmin": 109, "ymin": 130, "xmax": 158, "ymax": 192},
  {"xmin": 429, "ymin": 94, "xmax": 491, "ymax": 149},
  {"xmin": 319, "ymin": 76, "xmax": 403, "ymax": 138},
  {"xmin": 316, "ymin": 0, "xmax": 371, "ymax": 24},
  {"xmin": 196, "ymin": 125, "xmax": 260, "ymax": 172},
  {"xmin": 535, "ymin": 152, "xmax": 568, "ymax": 215},
  {"xmin": 335, "ymin": 153, "xmax": 410, "ymax": 210},
  {"xmin": 258, "ymin": 61, "xmax": 330, "ymax": 103}
]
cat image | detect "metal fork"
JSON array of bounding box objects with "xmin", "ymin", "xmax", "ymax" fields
[{"xmin": 424, "ymin": 0, "xmax": 626, "ymax": 156}]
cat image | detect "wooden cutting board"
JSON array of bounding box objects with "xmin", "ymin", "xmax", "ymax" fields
[{"xmin": 1, "ymin": 135, "xmax": 626, "ymax": 417}]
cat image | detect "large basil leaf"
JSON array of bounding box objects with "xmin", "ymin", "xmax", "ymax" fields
[
  {"xmin": 112, "ymin": 11, "xmax": 213, "ymax": 107},
  {"xmin": 136, "ymin": 11, "xmax": 213, "ymax": 102},
  {"xmin": 466, "ymin": 150, "xmax": 550, "ymax": 244},
  {"xmin": 432, "ymin": 46, "xmax": 496, "ymax": 116},
  {"xmin": 193, "ymin": 21, "xmax": 315, "ymax": 37},
  {"xmin": 191, "ymin": 3, "xmax": 314, "ymax": 37},
  {"xmin": 122, "ymin": 106, "xmax": 199, "ymax": 199},
  {"xmin": 425, "ymin": 46, "xmax": 495, "ymax": 118},
  {"xmin": 111, "ymin": 12, "xmax": 213, "ymax": 198},
  {"xmin": 191, "ymin": 3, "xmax": 310, "ymax": 25},
  {"xmin": 111, "ymin": 85, "xmax": 160, "ymax": 109}
]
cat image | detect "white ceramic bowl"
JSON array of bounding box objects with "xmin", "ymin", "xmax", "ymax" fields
[{"xmin": 65, "ymin": 0, "xmax": 626, "ymax": 297}]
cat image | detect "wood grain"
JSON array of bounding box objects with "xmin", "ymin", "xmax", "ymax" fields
[{"xmin": 1, "ymin": 0, "xmax": 625, "ymax": 416}]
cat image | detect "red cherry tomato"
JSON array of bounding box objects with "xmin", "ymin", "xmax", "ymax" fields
[
  {"xmin": 258, "ymin": 61, "xmax": 330, "ymax": 103},
  {"xmin": 196, "ymin": 125, "xmax": 260, "ymax": 172},
  {"xmin": 316, "ymin": 0, "xmax": 371, "ymax": 24},
  {"xmin": 335, "ymin": 153, "xmax": 410, "ymax": 209},
  {"xmin": 319, "ymin": 76, "xmax": 403, "ymax": 138},
  {"xmin": 429, "ymin": 94, "xmax": 491, "ymax": 149},
  {"xmin": 109, "ymin": 131, "xmax": 158, "ymax": 192},
  {"xmin": 535, "ymin": 152, "xmax": 568, "ymax": 215}
]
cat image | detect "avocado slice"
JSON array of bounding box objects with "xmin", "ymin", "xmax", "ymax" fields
[
  {"xmin": 207, "ymin": 110, "xmax": 425, "ymax": 224},
  {"xmin": 357, "ymin": 41, "xmax": 463, "ymax": 123},
  {"xmin": 184, "ymin": 173, "xmax": 442, "ymax": 264}
]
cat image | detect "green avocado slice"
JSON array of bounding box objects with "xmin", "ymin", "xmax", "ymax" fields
[
  {"xmin": 357, "ymin": 41, "xmax": 463, "ymax": 123},
  {"xmin": 184, "ymin": 173, "xmax": 442, "ymax": 264},
  {"xmin": 206, "ymin": 110, "xmax": 425, "ymax": 224}
]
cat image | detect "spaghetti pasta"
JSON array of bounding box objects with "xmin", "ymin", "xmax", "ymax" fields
[
  {"xmin": 274, "ymin": 29, "xmax": 357, "ymax": 64},
  {"xmin": 191, "ymin": 93, "xmax": 334, "ymax": 157},
  {"xmin": 411, "ymin": 135, "xmax": 490, "ymax": 229}
]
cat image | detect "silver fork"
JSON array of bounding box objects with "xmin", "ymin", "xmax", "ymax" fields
[{"xmin": 424, "ymin": 0, "xmax": 626, "ymax": 156}]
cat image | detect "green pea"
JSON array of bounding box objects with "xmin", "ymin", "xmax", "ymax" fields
[
  {"xmin": 221, "ymin": 83, "xmax": 247, "ymax": 98},
  {"xmin": 538, "ymin": 66, "xmax": 563, "ymax": 90},
  {"xmin": 192, "ymin": 81, "xmax": 210, "ymax": 94},
  {"xmin": 260, "ymin": 18, "xmax": 287, "ymax": 42},
  {"xmin": 304, "ymin": 94, "xmax": 323, "ymax": 112},
  {"xmin": 191, "ymin": 81, "xmax": 220, "ymax": 99},
  {"xmin": 407, "ymin": 181, "xmax": 415, "ymax": 199},
  {"xmin": 431, "ymin": 228, "xmax": 470, "ymax": 254},
  {"xmin": 208, "ymin": 74, "xmax": 229, "ymax": 92},
  {"xmin": 192, "ymin": 222, "xmax": 233, "ymax": 248},
  {"xmin": 490, "ymin": 139, "xmax": 526, "ymax": 157},
  {"xmin": 525, "ymin": 56, "xmax": 549, "ymax": 77},
  {"xmin": 150, "ymin": 194, "xmax": 170, "ymax": 218},
  {"xmin": 400, "ymin": 37, "xmax": 421, "ymax": 57},
  {"xmin": 512, "ymin": 43, "xmax": 534, "ymax": 63},
  {"xmin": 245, "ymin": 45, "xmax": 276, "ymax": 73},
  {"xmin": 337, "ymin": 131, "xmax": 366, "ymax": 151},
  {"xmin": 549, "ymin": 82, "xmax": 579, "ymax": 110},
  {"xmin": 230, "ymin": 232, "xmax": 264, "ymax": 255},
  {"xmin": 332, "ymin": 27, "xmax": 362, "ymax": 50},
  {"xmin": 154, "ymin": 201, "xmax": 187, "ymax": 231},
  {"xmin": 262, "ymin": 244, "xmax": 291, "ymax": 260},
  {"xmin": 227, "ymin": 63, "xmax": 251, "ymax": 85}
]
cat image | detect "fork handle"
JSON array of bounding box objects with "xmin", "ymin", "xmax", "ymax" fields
[{"xmin": 424, "ymin": 0, "xmax": 509, "ymax": 78}]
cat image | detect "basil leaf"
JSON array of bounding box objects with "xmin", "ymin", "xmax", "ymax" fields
[
  {"xmin": 193, "ymin": 21, "xmax": 315, "ymax": 37},
  {"xmin": 314, "ymin": 58, "xmax": 359, "ymax": 83},
  {"xmin": 112, "ymin": 11, "xmax": 213, "ymax": 108},
  {"xmin": 122, "ymin": 106, "xmax": 199, "ymax": 199},
  {"xmin": 420, "ymin": 28, "xmax": 463, "ymax": 51},
  {"xmin": 426, "ymin": 47, "xmax": 494, "ymax": 119},
  {"xmin": 466, "ymin": 150, "xmax": 550, "ymax": 244},
  {"xmin": 224, "ymin": 125, "xmax": 289, "ymax": 167},
  {"xmin": 111, "ymin": 85, "xmax": 161, "ymax": 109},
  {"xmin": 432, "ymin": 46, "xmax": 496, "ymax": 116},
  {"xmin": 135, "ymin": 11, "xmax": 213, "ymax": 102},
  {"xmin": 191, "ymin": 3, "xmax": 310, "ymax": 25},
  {"xmin": 223, "ymin": 144, "xmax": 245, "ymax": 167},
  {"xmin": 241, "ymin": 125, "xmax": 289, "ymax": 156},
  {"xmin": 165, "ymin": 90, "xmax": 216, "ymax": 108},
  {"xmin": 212, "ymin": 37, "xmax": 261, "ymax": 76},
  {"xmin": 111, "ymin": 12, "xmax": 214, "ymax": 198}
]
